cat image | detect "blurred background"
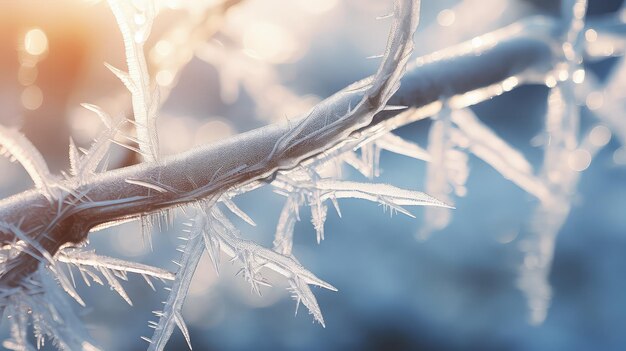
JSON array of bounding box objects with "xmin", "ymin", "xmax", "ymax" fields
[{"xmin": 1, "ymin": 0, "xmax": 625, "ymax": 350}]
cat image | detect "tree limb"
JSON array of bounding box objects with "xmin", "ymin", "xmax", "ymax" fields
[{"xmin": 0, "ymin": 16, "xmax": 565, "ymax": 286}]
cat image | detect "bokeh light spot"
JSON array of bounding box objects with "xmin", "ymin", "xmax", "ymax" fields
[
  {"xmin": 437, "ymin": 9, "xmax": 456, "ymax": 27},
  {"xmin": 21, "ymin": 85, "xmax": 43, "ymax": 110},
  {"xmin": 24, "ymin": 28, "xmax": 48, "ymax": 56}
]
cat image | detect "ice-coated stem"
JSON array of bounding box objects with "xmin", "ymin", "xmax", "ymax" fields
[{"xmin": 0, "ymin": 15, "xmax": 571, "ymax": 287}]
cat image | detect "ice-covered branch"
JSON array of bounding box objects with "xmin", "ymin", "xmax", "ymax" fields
[{"xmin": 0, "ymin": 15, "xmax": 579, "ymax": 287}]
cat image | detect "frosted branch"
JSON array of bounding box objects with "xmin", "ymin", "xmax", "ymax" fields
[{"xmin": 0, "ymin": 14, "xmax": 577, "ymax": 289}]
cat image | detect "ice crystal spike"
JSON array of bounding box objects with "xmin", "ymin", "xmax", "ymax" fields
[
  {"xmin": 67, "ymin": 103, "xmax": 124, "ymax": 186},
  {"xmin": 149, "ymin": 211, "xmax": 206, "ymax": 351},
  {"xmin": 80, "ymin": 103, "xmax": 112, "ymax": 129},
  {"xmin": 174, "ymin": 311, "xmax": 192, "ymax": 350},
  {"xmin": 375, "ymin": 132, "xmax": 430, "ymax": 161},
  {"xmin": 202, "ymin": 223, "xmax": 221, "ymax": 274},
  {"xmin": 104, "ymin": 63, "xmax": 136, "ymax": 94},
  {"xmin": 210, "ymin": 205, "xmax": 337, "ymax": 291},
  {"xmin": 310, "ymin": 192, "xmax": 327, "ymax": 244},
  {"xmin": 451, "ymin": 108, "xmax": 552, "ymax": 202},
  {"xmin": 419, "ymin": 104, "xmax": 467, "ymax": 238},
  {"xmin": 100, "ymin": 267, "xmax": 133, "ymax": 305},
  {"xmin": 222, "ymin": 197, "xmax": 256, "ymax": 226},
  {"xmin": 0, "ymin": 124, "xmax": 54, "ymax": 200},
  {"xmin": 126, "ymin": 179, "xmax": 169, "ymax": 193},
  {"xmin": 1, "ymin": 268, "xmax": 101, "ymax": 350},
  {"xmin": 314, "ymin": 180, "xmax": 452, "ymax": 209},
  {"xmin": 273, "ymin": 194, "xmax": 302, "ymax": 255},
  {"xmin": 68, "ymin": 137, "xmax": 81, "ymax": 177},
  {"xmin": 107, "ymin": 0, "xmax": 159, "ymax": 162},
  {"xmin": 289, "ymin": 276, "xmax": 326, "ymax": 327},
  {"xmin": 58, "ymin": 250, "xmax": 175, "ymax": 281}
]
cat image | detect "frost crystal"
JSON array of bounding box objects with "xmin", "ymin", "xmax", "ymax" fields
[{"xmin": 0, "ymin": 125, "xmax": 55, "ymax": 200}]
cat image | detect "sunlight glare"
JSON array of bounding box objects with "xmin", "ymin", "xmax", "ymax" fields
[
  {"xmin": 243, "ymin": 21, "xmax": 299, "ymax": 63},
  {"xmin": 24, "ymin": 28, "xmax": 48, "ymax": 56}
]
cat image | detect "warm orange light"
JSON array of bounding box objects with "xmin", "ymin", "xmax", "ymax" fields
[
  {"xmin": 243, "ymin": 21, "xmax": 299, "ymax": 63},
  {"xmin": 24, "ymin": 28, "xmax": 48, "ymax": 56}
]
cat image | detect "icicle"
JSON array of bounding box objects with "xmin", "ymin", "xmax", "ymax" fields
[
  {"xmin": 273, "ymin": 194, "xmax": 302, "ymax": 255},
  {"xmin": 419, "ymin": 103, "xmax": 466, "ymax": 239},
  {"xmin": 517, "ymin": 0, "xmax": 588, "ymax": 325},
  {"xmin": 309, "ymin": 190, "xmax": 327, "ymax": 244}
]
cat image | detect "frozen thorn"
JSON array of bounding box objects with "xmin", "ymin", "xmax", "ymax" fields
[
  {"xmin": 104, "ymin": 62, "xmax": 136, "ymax": 94},
  {"xmin": 382, "ymin": 105, "xmax": 409, "ymax": 111},
  {"xmin": 126, "ymin": 179, "xmax": 169, "ymax": 193},
  {"xmin": 80, "ymin": 103, "xmax": 112, "ymax": 129},
  {"xmin": 141, "ymin": 336, "xmax": 153, "ymax": 344}
]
